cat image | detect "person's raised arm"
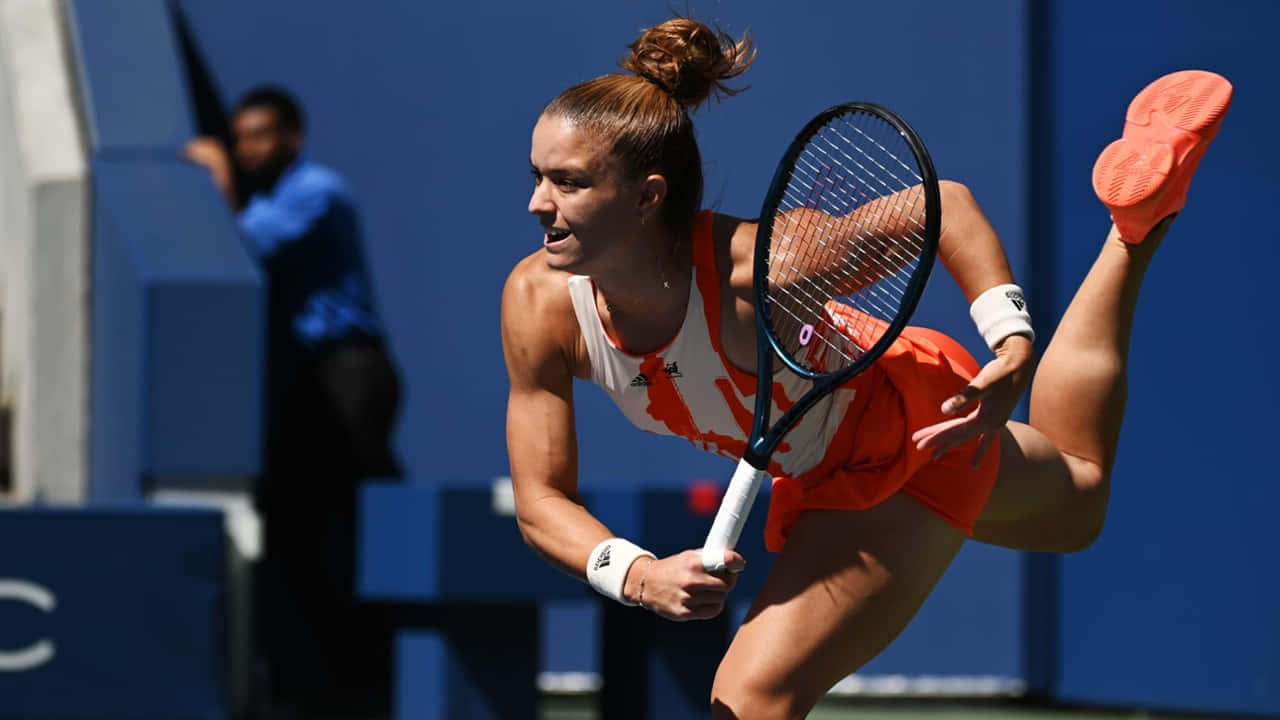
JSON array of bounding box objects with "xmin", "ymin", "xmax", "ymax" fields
[{"xmin": 911, "ymin": 180, "xmax": 1036, "ymax": 464}]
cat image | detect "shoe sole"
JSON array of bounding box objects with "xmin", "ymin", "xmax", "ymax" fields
[{"xmin": 1092, "ymin": 70, "xmax": 1232, "ymax": 239}]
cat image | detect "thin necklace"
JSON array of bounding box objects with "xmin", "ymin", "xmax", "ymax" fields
[{"xmin": 605, "ymin": 237, "xmax": 686, "ymax": 314}]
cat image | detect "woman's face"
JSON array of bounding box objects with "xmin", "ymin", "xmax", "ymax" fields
[{"xmin": 528, "ymin": 114, "xmax": 645, "ymax": 273}]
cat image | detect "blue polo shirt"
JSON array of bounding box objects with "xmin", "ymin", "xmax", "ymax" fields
[{"xmin": 238, "ymin": 158, "xmax": 383, "ymax": 352}]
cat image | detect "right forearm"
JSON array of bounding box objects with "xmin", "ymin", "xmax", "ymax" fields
[{"xmin": 517, "ymin": 492, "xmax": 616, "ymax": 581}]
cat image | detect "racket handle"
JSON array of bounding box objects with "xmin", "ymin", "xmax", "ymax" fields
[{"xmin": 702, "ymin": 458, "xmax": 770, "ymax": 572}]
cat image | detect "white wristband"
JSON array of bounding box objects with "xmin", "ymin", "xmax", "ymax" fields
[
  {"xmin": 970, "ymin": 283, "xmax": 1035, "ymax": 351},
  {"xmin": 586, "ymin": 538, "xmax": 655, "ymax": 606}
]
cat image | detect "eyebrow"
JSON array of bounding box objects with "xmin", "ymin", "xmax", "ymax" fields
[{"xmin": 529, "ymin": 161, "xmax": 592, "ymax": 178}]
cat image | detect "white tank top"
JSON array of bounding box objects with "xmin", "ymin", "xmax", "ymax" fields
[{"xmin": 565, "ymin": 213, "xmax": 859, "ymax": 478}]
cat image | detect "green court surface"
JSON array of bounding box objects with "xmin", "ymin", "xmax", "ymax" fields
[{"xmin": 542, "ymin": 696, "xmax": 1232, "ymax": 720}]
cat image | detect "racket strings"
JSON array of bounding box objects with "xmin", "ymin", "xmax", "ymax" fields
[
  {"xmin": 772, "ymin": 193, "xmax": 915, "ymax": 309},
  {"xmin": 765, "ymin": 111, "xmax": 929, "ymax": 373},
  {"xmin": 780, "ymin": 137, "xmax": 926, "ymax": 298},
  {"xmin": 776, "ymin": 173, "xmax": 917, "ymax": 307}
]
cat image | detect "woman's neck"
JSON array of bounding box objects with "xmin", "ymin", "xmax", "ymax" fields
[{"xmin": 591, "ymin": 229, "xmax": 692, "ymax": 316}]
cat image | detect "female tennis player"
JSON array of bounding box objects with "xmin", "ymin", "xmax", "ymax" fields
[{"xmin": 501, "ymin": 16, "xmax": 1231, "ymax": 719}]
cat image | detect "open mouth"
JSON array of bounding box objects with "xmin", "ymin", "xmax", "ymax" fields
[{"xmin": 544, "ymin": 227, "xmax": 571, "ymax": 244}]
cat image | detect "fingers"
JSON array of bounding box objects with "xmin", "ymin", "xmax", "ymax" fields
[
  {"xmin": 665, "ymin": 601, "xmax": 726, "ymax": 622},
  {"xmin": 911, "ymin": 415, "xmax": 970, "ymax": 446},
  {"xmin": 181, "ymin": 136, "xmax": 220, "ymax": 159},
  {"xmin": 723, "ymin": 550, "xmax": 746, "ymax": 574},
  {"xmin": 684, "ymin": 551, "xmax": 740, "ymax": 591},
  {"xmin": 971, "ymin": 432, "xmax": 996, "ymax": 468},
  {"xmin": 914, "ymin": 409, "xmax": 986, "ymax": 460},
  {"xmin": 648, "ymin": 550, "xmax": 741, "ymax": 621},
  {"xmin": 942, "ymin": 355, "xmax": 1014, "ymax": 416},
  {"xmin": 941, "ymin": 384, "xmax": 985, "ymax": 416},
  {"xmin": 654, "ymin": 587, "xmax": 732, "ymax": 622}
]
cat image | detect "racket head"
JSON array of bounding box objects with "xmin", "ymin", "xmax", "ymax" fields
[{"xmin": 754, "ymin": 102, "xmax": 941, "ymax": 383}]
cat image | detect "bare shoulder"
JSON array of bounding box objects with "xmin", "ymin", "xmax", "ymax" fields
[
  {"xmin": 502, "ymin": 250, "xmax": 575, "ymax": 321},
  {"xmin": 710, "ymin": 212, "xmax": 758, "ymax": 295},
  {"xmin": 501, "ymin": 250, "xmax": 585, "ymax": 383}
]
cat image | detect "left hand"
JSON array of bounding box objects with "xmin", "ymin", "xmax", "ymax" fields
[
  {"xmin": 183, "ymin": 136, "xmax": 230, "ymax": 172},
  {"xmin": 182, "ymin": 136, "xmax": 236, "ymax": 206},
  {"xmin": 910, "ymin": 334, "xmax": 1035, "ymax": 467}
]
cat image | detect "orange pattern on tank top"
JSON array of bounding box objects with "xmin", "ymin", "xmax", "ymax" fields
[
  {"xmin": 711, "ymin": 377, "xmax": 788, "ymax": 476},
  {"xmin": 639, "ymin": 354, "xmax": 749, "ymax": 459},
  {"xmin": 690, "ymin": 214, "xmax": 758, "ymax": 399}
]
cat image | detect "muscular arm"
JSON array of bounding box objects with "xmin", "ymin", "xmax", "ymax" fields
[
  {"xmin": 909, "ymin": 180, "xmax": 1035, "ymax": 463},
  {"xmin": 768, "ymin": 185, "xmax": 928, "ymax": 295},
  {"xmin": 500, "ymin": 261, "xmax": 638, "ymax": 588},
  {"xmin": 934, "ymin": 180, "xmax": 1020, "ymax": 303},
  {"xmin": 769, "ymin": 180, "xmax": 1016, "ymax": 303}
]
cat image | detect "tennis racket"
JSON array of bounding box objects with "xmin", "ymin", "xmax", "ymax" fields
[{"xmin": 702, "ymin": 102, "xmax": 941, "ymax": 572}]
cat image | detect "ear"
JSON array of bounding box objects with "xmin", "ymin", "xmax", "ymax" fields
[{"xmin": 637, "ymin": 173, "xmax": 668, "ymax": 221}]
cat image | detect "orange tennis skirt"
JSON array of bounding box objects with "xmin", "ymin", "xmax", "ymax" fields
[{"xmin": 763, "ymin": 324, "xmax": 1001, "ymax": 552}]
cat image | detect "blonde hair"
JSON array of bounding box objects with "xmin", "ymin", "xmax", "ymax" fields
[{"xmin": 542, "ymin": 17, "xmax": 755, "ymax": 235}]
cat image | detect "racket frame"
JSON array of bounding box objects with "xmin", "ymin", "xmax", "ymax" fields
[
  {"xmin": 702, "ymin": 103, "xmax": 940, "ymax": 571},
  {"xmin": 746, "ymin": 101, "xmax": 941, "ymax": 464}
]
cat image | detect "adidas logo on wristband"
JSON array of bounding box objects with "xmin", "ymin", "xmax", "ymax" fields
[
  {"xmin": 594, "ymin": 545, "xmax": 612, "ymax": 571},
  {"xmin": 586, "ymin": 538, "xmax": 654, "ymax": 606},
  {"xmin": 1005, "ymin": 289, "xmax": 1025, "ymax": 311},
  {"xmin": 970, "ymin": 283, "xmax": 1035, "ymax": 351}
]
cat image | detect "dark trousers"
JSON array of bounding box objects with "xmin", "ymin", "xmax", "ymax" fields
[{"xmin": 255, "ymin": 337, "xmax": 402, "ymax": 717}]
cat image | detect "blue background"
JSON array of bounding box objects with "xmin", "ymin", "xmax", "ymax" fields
[{"xmin": 25, "ymin": 0, "xmax": 1280, "ymax": 717}]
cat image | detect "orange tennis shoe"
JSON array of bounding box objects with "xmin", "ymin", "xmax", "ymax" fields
[{"xmin": 1092, "ymin": 69, "xmax": 1233, "ymax": 243}]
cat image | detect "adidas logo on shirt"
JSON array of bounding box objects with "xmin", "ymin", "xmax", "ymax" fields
[{"xmin": 630, "ymin": 373, "xmax": 651, "ymax": 388}]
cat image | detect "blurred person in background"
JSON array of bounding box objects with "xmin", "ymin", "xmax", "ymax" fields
[{"xmin": 185, "ymin": 85, "xmax": 401, "ymax": 719}]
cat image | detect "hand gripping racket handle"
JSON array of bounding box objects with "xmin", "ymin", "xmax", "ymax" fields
[{"xmin": 702, "ymin": 458, "xmax": 771, "ymax": 571}]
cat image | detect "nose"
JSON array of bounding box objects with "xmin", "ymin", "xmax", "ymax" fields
[{"xmin": 528, "ymin": 177, "xmax": 555, "ymax": 217}]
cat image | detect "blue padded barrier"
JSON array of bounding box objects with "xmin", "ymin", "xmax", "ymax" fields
[
  {"xmin": 0, "ymin": 507, "xmax": 227, "ymax": 720},
  {"xmin": 359, "ymin": 481, "xmax": 1025, "ymax": 719},
  {"xmin": 358, "ymin": 481, "xmax": 584, "ymax": 603},
  {"xmin": 89, "ymin": 157, "xmax": 262, "ymax": 497},
  {"xmin": 391, "ymin": 610, "xmax": 540, "ymax": 720}
]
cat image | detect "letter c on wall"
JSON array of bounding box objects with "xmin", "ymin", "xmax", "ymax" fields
[{"xmin": 0, "ymin": 579, "xmax": 56, "ymax": 671}]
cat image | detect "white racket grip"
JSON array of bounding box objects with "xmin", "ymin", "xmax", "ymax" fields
[{"xmin": 702, "ymin": 458, "xmax": 770, "ymax": 571}]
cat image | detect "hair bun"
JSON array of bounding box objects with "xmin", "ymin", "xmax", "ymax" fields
[{"xmin": 621, "ymin": 18, "xmax": 756, "ymax": 109}]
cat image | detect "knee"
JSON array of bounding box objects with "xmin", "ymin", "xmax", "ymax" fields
[
  {"xmin": 710, "ymin": 661, "xmax": 810, "ymax": 720},
  {"xmin": 1060, "ymin": 459, "xmax": 1111, "ymax": 552}
]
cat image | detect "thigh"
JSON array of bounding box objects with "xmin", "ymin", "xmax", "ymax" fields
[
  {"xmin": 712, "ymin": 494, "xmax": 966, "ymax": 720},
  {"xmin": 971, "ymin": 422, "xmax": 1107, "ymax": 551}
]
